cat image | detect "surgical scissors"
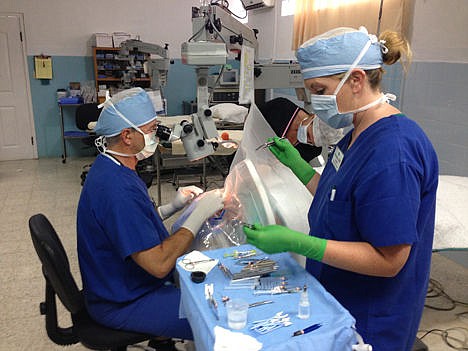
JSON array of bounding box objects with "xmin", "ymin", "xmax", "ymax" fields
[{"xmin": 182, "ymin": 258, "xmax": 215, "ymax": 270}]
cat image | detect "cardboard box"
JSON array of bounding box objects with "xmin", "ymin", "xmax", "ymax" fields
[
  {"xmin": 112, "ymin": 32, "xmax": 131, "ymax": 47},
  {"xmin": 93, "ymin": 33, "xmax": 113, "ymax": 48}
]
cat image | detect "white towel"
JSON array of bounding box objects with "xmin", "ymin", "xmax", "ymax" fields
[
  {"xmin": 178, "ymin": 250, "xmax": 219, "ymax": 274},
  {"xmin": 213, "ymin": 326, "xmax": 262, "ymax": 351}
]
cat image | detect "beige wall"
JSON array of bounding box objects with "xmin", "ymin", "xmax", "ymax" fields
[
  {"xmin": 1, "ymin": 0, "xmax": 466, "ymax": 62},
  {"xmin": 0, "ymin": 0, "xmax": 200, "ymax": 56},
  {"xmin": 411, "ymin": 0, "xmax": 468, "ymax": 62}
]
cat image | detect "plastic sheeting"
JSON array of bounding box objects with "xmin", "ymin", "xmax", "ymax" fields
[
  {"xmin": 230, "ymin": 103, "xmax": 313, "ymax": 233},
  {"xmin": 173, "ymin": 104, "xmax": 313, "ymax": 252}
]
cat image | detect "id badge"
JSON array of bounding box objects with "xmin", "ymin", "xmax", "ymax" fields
[{"xmin": 331, "ymin": 146, "xmax": 344, "ymax": 172}]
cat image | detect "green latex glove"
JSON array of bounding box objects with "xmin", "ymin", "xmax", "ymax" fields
[
  {"xmin": 243, "ymin": 224, "xmax": 327, "ymax": 262},
  {"xmin": 268, "ymin": 137, "xmax": 316, "ymax": 185}
]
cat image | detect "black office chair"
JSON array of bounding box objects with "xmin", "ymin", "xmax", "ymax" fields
[
  {"xmin": 75, "ymin": 103, "xmax": 101, "ymax": 185},
  {"xmin": 29, "ymin": 213, "xmax": 153, "ymax": 350},
  {"xmin": 75, "ymin": 103, "xmax": 101, "ymax": 144}
]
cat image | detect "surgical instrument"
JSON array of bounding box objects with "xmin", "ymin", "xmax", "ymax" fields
[
  {"xmin": 223, "ymin": 249, "xmax": 257, "ymax": 259},
  {"xmin": 204, "ymin": 283, "xmax": 219, "ymax": 320},
  {"xmin": 235, "ymin": 257, "xmax": 270, "ymax": 265},
  {"xmin": 256, "ymin": 137, "xmax": 286, "ymax": 151},
  {"xmin": 239, "ymin": 222, "xmax": 255, "ymax": 229},
  {"xmin": 249, "ymin": 300, "xmax": 273, "ymax": 308},
  {"xmin": 182, "ymin": 257, "xmax": 215, "ymax": 270}
]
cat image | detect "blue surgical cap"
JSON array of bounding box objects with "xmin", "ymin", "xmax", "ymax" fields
[
  {"xmin": 296, "ymin": 27, "xmax": 384, "ymax": 80},
  {"xmin": 94, "ymin": 87, "xmax": 157, "ymax": 137}
]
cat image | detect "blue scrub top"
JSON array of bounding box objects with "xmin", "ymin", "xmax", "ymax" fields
[
  {"xmin": 307, "ymin": 114, "xmax": 438, "ymax": 351},
  {"xmin": 77, "ymin": 154, "xmax": 171, "ymax": 308}
]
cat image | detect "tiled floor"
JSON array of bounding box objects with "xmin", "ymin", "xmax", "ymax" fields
[{"xmin": 0, "ymin": 157, "xmax": 466, "ymax": 350}]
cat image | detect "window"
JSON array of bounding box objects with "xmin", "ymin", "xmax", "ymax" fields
[
  {"xmin": 229, "ymin": 0, "xmax": 249, "ymax": 23},
  {"xmin": 292, "ymin": 0, "xmax": 411, "ymax": 50},
  {"xmin": 281, "ymin": 0, "xmax": 296, "ymax": 16},
  {"xmin": 313, "ymin": 0, "xmax": 370, "ymax": 11}
]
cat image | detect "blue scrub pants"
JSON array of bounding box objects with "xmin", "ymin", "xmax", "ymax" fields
[{"xmin": 88, "ymin": 284, "xmax": 193, "ymax": 340}]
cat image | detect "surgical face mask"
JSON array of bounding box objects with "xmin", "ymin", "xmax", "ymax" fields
[
  {"xmin": 296, "ymin": 118, "xmax": 313, "ymax": 145},
  {"xmin": 310, "ymin": 38, "xmax": 381, "ymax": 129},
  {"xmin": 310, "ymin": 94, "xmax": 354, "ymax": 129},
  {"xmin": 135, "ymin": 130, "xmax": 157, "ymax": 160}
]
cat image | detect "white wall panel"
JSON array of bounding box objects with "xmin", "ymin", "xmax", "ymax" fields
[{"xmin": 0, "ymin": 0, "xmax": 201, "ymax": 57}]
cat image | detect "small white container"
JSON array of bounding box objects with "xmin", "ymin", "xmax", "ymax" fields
[{"xmin": 93, "ymin": 33, "xmax": 113, "ymax": 48}]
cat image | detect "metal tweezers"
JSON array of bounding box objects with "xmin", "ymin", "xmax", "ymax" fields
[
  {"xmin": 204, "ymin": 283, "xmax": 219, "ymax": 320},
  {"xmin": 255, "ymin": 137, "xmax": 286, "ymax": 151}
]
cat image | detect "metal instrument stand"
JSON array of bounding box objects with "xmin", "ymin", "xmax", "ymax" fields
[
  {"xmin": 155, "ymin": 146, "xmax": 206, "ymax": 206},
  {"xmin": 58, "ymin": 103, "xmax": 84, "ymax": 163}
]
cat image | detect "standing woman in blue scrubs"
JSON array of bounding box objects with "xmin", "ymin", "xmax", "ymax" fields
[{"xmin": 244, "ymin": 27, "xmax": 438, "ymax": 351}]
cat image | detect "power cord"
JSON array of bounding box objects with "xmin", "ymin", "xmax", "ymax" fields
[
  {"xmin": 425, "ymin": 278, "xmax": 468, "ymax": 311},
  {"xmin": 418, "ymin": 327, "xmax": 468, "ymax": 350},
  {"xmin": 418, "ymin": 278, "xmax": 468, "ymax": 349}
]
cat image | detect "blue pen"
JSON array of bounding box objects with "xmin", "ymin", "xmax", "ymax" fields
[{"xmin": 292, "ymin": 323, "xmax": 322, "ymax": 336}]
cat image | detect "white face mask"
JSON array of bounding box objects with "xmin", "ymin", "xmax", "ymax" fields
[
  {"xmin": 297, "ymin": 118, "xmax": 313, "ymax": 145},
  {"xmin": 135, "ymin": 131, "xmax": 158, "ymax": 160}
]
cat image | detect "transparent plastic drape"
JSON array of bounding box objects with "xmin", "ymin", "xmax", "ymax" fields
[{"xmin": 172, "ymin": 104, "xmax": 313, "ymax": 252}]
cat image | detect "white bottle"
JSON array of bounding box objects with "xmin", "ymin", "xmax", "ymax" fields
[{"xmin": 298, "ymin": 285, "xmax": 310, "ymax": 319}]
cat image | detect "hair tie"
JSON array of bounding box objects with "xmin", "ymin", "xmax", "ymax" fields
[{"xmin": 379, "ymin": 40, "xmax": 389, "ymax": 54}]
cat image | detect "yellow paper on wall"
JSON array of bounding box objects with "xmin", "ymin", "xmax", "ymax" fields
[{"xmin": 34, "ymin": 56, "xmax": 53, "ymax": 79}]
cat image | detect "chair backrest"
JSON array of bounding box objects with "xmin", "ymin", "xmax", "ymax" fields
[
  {"xmin": 75, "ymin": 103, "xmax": 101, "ymax": 131},
  {"xmin": 29, "ymin": 213, "xmax": 84, "ymax": 315}
]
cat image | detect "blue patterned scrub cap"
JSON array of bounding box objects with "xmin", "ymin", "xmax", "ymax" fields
[
  {"xmin": 94, "ymin": 87, "xmax": 157, "ymax": 137},
  {"xmin": 296, "ymin": 27, "xmax": 386, "ymax": 79}
]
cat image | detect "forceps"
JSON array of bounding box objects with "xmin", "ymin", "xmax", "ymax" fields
[
  {"xmin": 239, "ymin": 221, "xmax": 255, "ymax": 229},
  {"xmin": 181, "ymin": 257, "xmax": 215, "ymax": 270},
  {"xmin": 255, "ymin": 137, "xmax": 286, "ymax": 151}
]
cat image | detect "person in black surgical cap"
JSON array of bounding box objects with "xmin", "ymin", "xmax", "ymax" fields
[{"xmin": 258, "ymin": 97, "xmax": 344, "ymax": 163}]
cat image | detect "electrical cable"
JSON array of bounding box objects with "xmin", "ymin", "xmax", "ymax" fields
[
  {"xmin": 188, "ymin": 24, "xmax": 206, "ymax": 43},
  {"xmin": 211, "ymin": 0, "xmax": 248, "ymax": 19},
  {"xmin": 425, "ymin": 278, "xmax": 468, "ymax": 311},
  {"xmin": 418, "ymin": 327, "xmax": 468, "ymax": 350},
  {"xmin": 418, "ymin": 278, "xmax": 468, "ymax": 349}
]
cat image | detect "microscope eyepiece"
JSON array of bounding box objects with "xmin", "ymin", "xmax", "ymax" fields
[{"xmin": 155, "ymin": 124, "xmax": 172, "ymax": 141}]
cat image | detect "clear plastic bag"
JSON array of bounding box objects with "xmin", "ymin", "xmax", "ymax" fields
[
  {"xmin": 194, "ymin": 211, "xmax": 246, "ymax": 251},
  {"xmin": 171, "ymin": 193, "xmax": 247, "ymax": 251}
]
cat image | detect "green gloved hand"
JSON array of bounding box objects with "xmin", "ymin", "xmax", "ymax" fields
[
  {"xmin": 243, "ymin": 223, "xmax": 327, "ymax": 262},
  {"xmin": 268, "ymin": 137, "xmax": 316, "ymax": 185}
]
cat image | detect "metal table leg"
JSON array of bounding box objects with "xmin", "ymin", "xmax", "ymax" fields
[
  {"xmin": 59, "ymin": 104, "xmax": 67, "ymax": 163},
  {"xmin": 156, "ymin": 148, "xmax": 161, "ymax": 206}
]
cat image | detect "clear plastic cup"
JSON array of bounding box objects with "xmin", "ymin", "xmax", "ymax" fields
[{"xmin": 226, "ymin": 298, "xmax": 249, "ymax": 330}]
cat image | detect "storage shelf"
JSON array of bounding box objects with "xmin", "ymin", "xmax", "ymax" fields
[
  {"xmin": 92, "ymin": 47, "xmax": 152, "ymax": 98},
  {"xmin": 96, "ymin": 77, "xmax": 150, "ymax": 82}
]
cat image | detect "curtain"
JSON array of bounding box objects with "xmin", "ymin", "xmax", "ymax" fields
[{"xmin": 292, "ymin": 0, "xmax": 413, "ymax": 50}]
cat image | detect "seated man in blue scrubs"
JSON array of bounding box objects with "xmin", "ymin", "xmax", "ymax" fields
[{"xmin": 77, "ymin": 88, "xmax": 224, "ymax": 350}]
